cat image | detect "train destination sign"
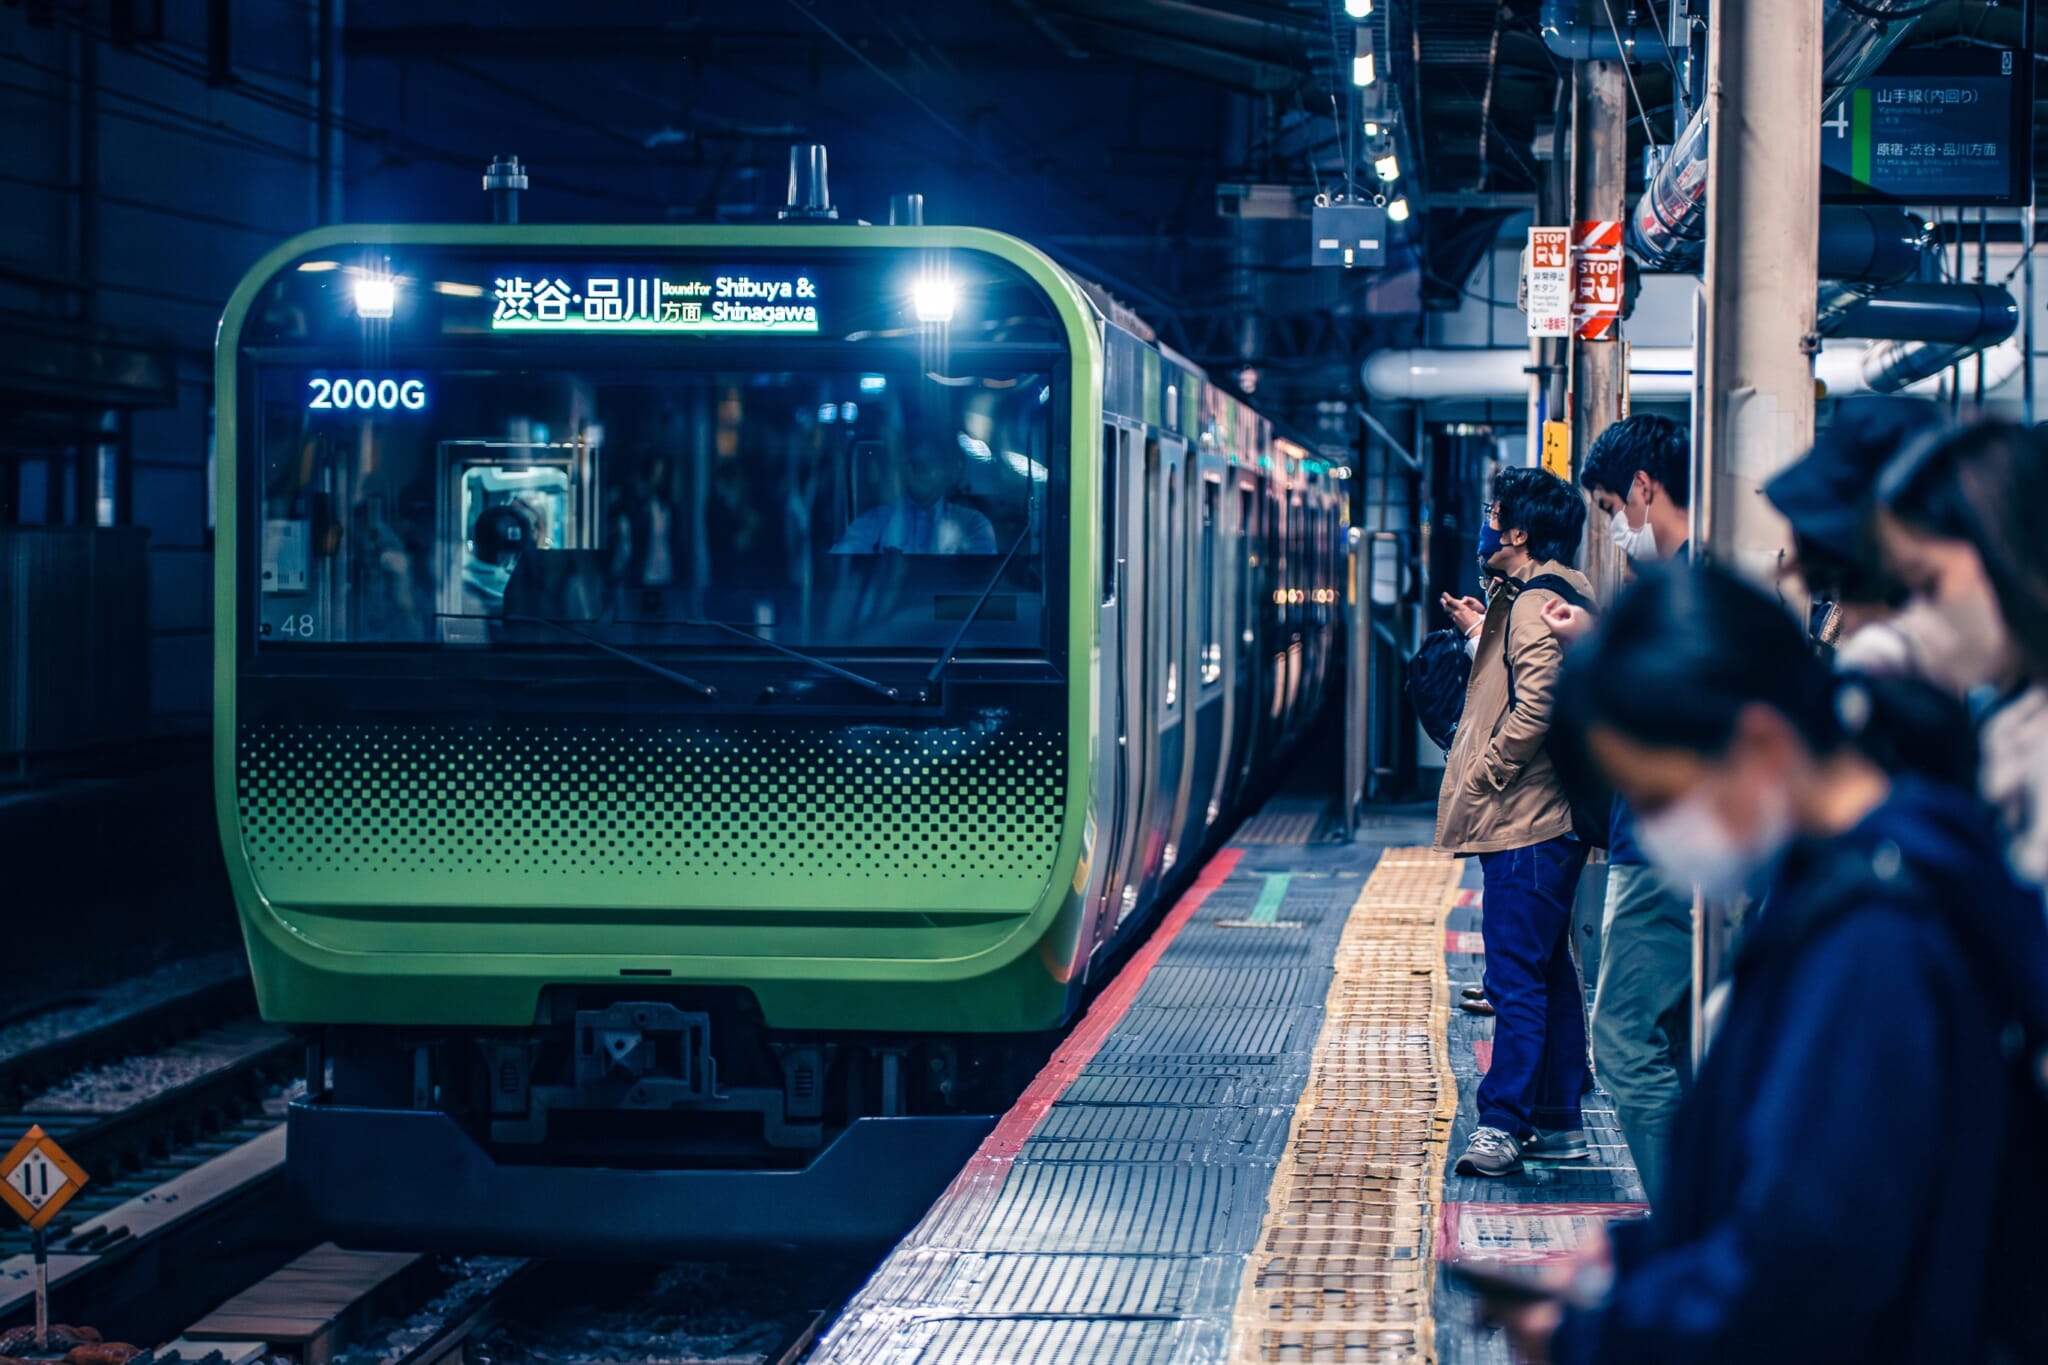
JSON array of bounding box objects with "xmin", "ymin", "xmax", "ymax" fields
[
  {"xmin": 490, "ymin": 268, "xmax": 821, "ymax": 334},
  {"xmin": 1822, "ymin": 45, "xmax": 2030, "ymax": 206}
]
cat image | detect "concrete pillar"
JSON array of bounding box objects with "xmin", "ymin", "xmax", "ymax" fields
[
  {"xmin": 1570, "ymin": 61, "xmax": 1628, "ymax": 601},
  {"xmin": 1692, "ymin": 0, "xmax": 1823, "ymax": 1063},
  {"xmin": 1695, "ymin": 0, "xmax": 1822, "ymax": 593}
]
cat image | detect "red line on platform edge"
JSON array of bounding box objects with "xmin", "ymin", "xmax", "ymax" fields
[{"xmin": 947, "ymin": 846, "xmax": 1248, "ymax": 1179}]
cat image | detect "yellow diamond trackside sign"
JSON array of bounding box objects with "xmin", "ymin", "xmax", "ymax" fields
[{"xmin": 0, "ymin": 1125, "xmax": 89, "ymax": 1232}]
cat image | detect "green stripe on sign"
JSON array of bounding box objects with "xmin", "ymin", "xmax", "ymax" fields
[
  {"xmin": 1251, "ymin": 873, "xmax": 1293, "ymax": 925},
  {"xmin": 1852, "ymin": 86, "xmax": 1873, "ymax": 187}
]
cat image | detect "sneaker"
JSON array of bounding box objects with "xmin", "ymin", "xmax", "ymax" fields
[
  {"xmin": 1460, "ymin": 984, "xmax": 1487, "ymax": 1001},
  {"xmin": 1459, "ymin": 996, "xmax": 1495, "ymax": 1017},
  {"xmin": 1523, "ymin": 1128, "xmax": 1591, "ymax": 1162},
  {"xmin": 1455, "ymin": 1126, "xmax": 1522, "ymax": 1177}
]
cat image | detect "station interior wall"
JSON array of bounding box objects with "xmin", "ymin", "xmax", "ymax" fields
[{"xmin": 2, "ymin": 7, "xmax": 327, "ymax": 734}]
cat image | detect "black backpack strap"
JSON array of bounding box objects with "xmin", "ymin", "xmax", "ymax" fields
[
  {"xmin": 1520, "ymin": 572, "xmax": 1597, "ymax": 613},
  {"xmin": 1502, "ymin": 575, "xmax": 1592, "ymax": 710}
]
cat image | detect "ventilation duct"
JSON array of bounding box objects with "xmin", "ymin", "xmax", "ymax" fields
[
  {"xmin": 1358, "ymin": 342, "xmax": 2022, "ymax": 402},
  {"xmin": 1537, "ymin": 0, "xmax": 1672, "ymax": 62},
  {"xmin": 1629, "ymin": 0, "xmax": 1929, "ymax": 270}
]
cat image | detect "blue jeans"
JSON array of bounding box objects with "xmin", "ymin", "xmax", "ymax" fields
[{"xmin": 1475, "ymin": 833, "xmax": 1591, "ymax": 1138}]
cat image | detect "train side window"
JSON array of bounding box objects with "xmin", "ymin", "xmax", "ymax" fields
[
  {"xmin": 1101, "ymin": 426, "xmax": 1118, "ymax": 607},
  {"xmin": 1290, "ymin": 493, "xmax": 1306, "ymax": 629},
  {"xmin": 1200, "ymin": 476, "xmax": 1220, "ymax": 684}
]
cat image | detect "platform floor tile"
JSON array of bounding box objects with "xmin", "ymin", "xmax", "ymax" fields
[
  {"xmin": 809, "ymin": 818, "xmax": 1429, "ymax": 1365},
  {"xmin": 1435, "ymin": 861, "xmax": 1650, "ymax": 1364}
]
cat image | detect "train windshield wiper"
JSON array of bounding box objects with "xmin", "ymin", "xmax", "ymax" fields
[
  {"xmin": 504, "ymin": 615, "xmax": 717, "ymax": 698},
  {"xmin": 665, "ymin": 618, "xmax": 900, "ymax": 701},
  {"xmin": 925, "ymin": 521, "xmax": 1033, "ymax": 686}
]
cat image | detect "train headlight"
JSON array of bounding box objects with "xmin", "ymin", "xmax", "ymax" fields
[
  {"xmin": 912, "ymin": 277, "xmax": 957, "ymax": 323},
  {"xmin": 354, "ymin": 277, "xmax": 397, "ymax": 319}
]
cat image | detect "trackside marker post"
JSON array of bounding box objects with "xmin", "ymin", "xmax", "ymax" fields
[{"xmin": 1, "ymin": 1125, "xmax": 90, "ymax": 1349}]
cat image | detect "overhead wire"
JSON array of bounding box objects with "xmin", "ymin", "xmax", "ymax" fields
[{"xmin": 1598, "ymin": 0, "xmax": 1662, "ymax": 148}]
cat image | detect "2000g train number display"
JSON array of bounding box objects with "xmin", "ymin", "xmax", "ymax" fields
[{"xmin": 308, "ymin": 376, "xmax": 428, "ymax": 411}]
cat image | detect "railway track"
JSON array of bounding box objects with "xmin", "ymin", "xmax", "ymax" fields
[
  {"xmin": 148, "ymin": 1253, "xmax": 843, "ymax": 1365},
  {"xmin": 0, "ymin": 956, "xmax": 302, "ymax": 1338},
  {"xmin": 0, "ymin": 955, "xmax": 857, "ymax": 1362},
  {"xmin": 0, "ymin": 954, "xmax": 257, "ymax": 1109}
]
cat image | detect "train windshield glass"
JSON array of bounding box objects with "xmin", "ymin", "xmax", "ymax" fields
[{"xmin": 238, "ymin": 246, "xmax": 1070, "ymax": 666}]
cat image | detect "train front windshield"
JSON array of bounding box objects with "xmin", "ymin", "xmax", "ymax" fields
[{"xmin": 235, "ymin": 244, "xmax": 1070, "ymax": 686}]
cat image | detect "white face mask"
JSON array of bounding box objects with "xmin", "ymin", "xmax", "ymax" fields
[
  {"xmin": 1608, "ymin": 508, "xmax": 1659, "ymax": 562},
  {"xmin": 1634, "ymin": 781, "xmax": 1794, "ymax": 900},
  {"xmin": 1931, "ymin": 587, "xmax": 2021, "ymax": 696}
]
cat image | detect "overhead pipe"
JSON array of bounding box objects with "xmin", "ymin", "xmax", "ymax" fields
[
  {"xmin": 1537, "ymin": 0, "xmax": 1671, "ymax": 62},
  {"xmin": 1629, "ymin": 0, "xmax": 1929, "ymax": 270},
  {"xmin": 1822, "ymin": 283, "xmax": 2018, "ymax": 345},
  {"xmin": 1859, "ymin": 286, "xmax": 2015, "ymax": 388},
  {"xmin": 1361, "ymin": 342, "xmax": 2037, "ymax": 403}
]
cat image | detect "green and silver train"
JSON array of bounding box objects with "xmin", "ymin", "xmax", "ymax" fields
[{"xmin": 214, "ymin": 223, "xmax": 1345, "ymax": 1254}]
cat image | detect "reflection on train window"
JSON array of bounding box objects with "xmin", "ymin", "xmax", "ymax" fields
[
  {"xmin": 252, "ymin": 364, "xmax": 1061, "ymax": 657},
  {"xmin": 1099, "ymin": 425, "xmax": 1119, "ymax": 608},
  {"xmin": 1200, "ymin": 476, "xmax": 1221, "ymax": 685}
]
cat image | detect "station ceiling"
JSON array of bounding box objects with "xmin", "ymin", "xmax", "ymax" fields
[{"xmin": 317, "ymin": 1, "xmax": 2037, "ymax": 416}]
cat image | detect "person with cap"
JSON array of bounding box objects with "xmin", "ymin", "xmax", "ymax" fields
[{"xmin": 1762, "ymin": 396, "xmax": 1954, "ymax": 674}]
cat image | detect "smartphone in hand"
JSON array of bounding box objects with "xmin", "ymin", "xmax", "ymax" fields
[{"xmin": 1443, "ymin": 1259, "xmax": 1565, "ymax": 1306}]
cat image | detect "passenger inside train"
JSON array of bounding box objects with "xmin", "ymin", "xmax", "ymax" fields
[
  {"xmin": 829, "ymin": 431, "xmax": 998, "ymax": 556},
  {"xmin": 254, "ymin": 359, "xmax": 1053, "ymax": 659}
]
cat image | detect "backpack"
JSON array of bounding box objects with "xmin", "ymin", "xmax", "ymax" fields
[
  {"xmin": 1406, "ymin": 628, "xmax": 1474, "ymax": 754},
  {"xmin": 1407, "ymin": 573, "xmax": 1592, "ymax": 758}
]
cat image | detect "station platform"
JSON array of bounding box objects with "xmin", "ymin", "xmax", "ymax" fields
[{"xmin": 811, "ymin": 798, "xmax": 1646, "ymax": 1365}]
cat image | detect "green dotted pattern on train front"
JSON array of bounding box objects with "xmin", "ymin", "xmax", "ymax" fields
[{"xmin": 235, "ymin": 719, "xmax": 1066, "ymax": 908}]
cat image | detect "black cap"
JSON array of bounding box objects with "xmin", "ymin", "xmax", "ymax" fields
[{"xmin": 1764, "ymin": 396, "xmax": 1949, "ymax": 562}]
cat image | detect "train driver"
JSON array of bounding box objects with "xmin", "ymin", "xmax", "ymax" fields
[{"xmin": 831, "ymin": 432, "xmax": 997, "ymax": 556}]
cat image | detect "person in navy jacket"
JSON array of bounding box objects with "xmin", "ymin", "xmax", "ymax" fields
[{"xmin": 1487, "ymin": 562, "xmax": 2048, "ymax": 1365}]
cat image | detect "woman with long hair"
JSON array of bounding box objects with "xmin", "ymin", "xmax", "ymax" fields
[{"xmin": 1876, "ymin": 420, "xmax": 2048, "ymax": 889}]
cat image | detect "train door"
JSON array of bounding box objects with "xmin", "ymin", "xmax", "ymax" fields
[
  {"xmin": 1178, "ymin": 464, "xmax": 1229, "ymax": 861},
  {"xmin": 1226, "ymin": 473, "xmax": 1262, "ymax": 804},
  {"xmin": 1282, "ymin": 485, "xmax": 1306, "ymax": 737},
  {"xmin": 1159, "ymin": 444, "xmax": 1202, "ymax": 873},
  {"xmin": 1128, "ymin": 435, "xmax": 1185, "ymax": 915},
  {"xmin": 1099, "ymin": 424, "xmax": 1149, "ymax": 941}
]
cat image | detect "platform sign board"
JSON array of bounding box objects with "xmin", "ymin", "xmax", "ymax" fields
[
  {"xmin": 1571, "ymin": 222, "xmax": 1624, "ymax": 341},
  {"xmin": 1821, "ymin": 40, "xmax": 2032, "ymax": 206},
  {"xmin": 0, "ymin": 1125, "xmax": 88, "ymax": 1232},
  {"xmin": 1525, "ymin": 227, "xmax": 1571, "ymax": 337},
  {"xmin": 489, "ymin": 268, "xmax": 822, "ymax": 333}
]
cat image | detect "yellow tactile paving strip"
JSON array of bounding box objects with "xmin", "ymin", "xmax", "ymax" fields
[{"xmin": 1228, "ymin": 849, "xmax": 1464, "ymax": 1365}]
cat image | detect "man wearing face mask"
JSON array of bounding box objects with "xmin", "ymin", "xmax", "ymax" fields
[
  {"xmin": 1564, "ymin": 414, "xmax": 1694, "ymax": 1206},
  {"xmin": 1583, "ymin": 413, "xmax": 1691, "ymax": 570},
  {"xmin": 1435, "ymin": 466, "xmax": 1595, "ymax": 1179}
]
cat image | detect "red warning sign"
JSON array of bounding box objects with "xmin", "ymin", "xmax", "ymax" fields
[{"xmin": 1571, "ymin": 220, "xmax": 1624, "ymax": 341}]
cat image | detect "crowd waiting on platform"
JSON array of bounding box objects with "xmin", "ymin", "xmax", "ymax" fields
[{"xmin": 1433, "ymin": 401, "xmax": 2048, "ymax": 1363}]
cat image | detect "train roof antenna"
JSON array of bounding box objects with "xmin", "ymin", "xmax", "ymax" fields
[
  {"xmin": 484, "ymin": 154, "xmax": 528, "ymax": 224},
  {"xmin": 781, "ymin": 144, "xmax": 839, "ymax": 221}
]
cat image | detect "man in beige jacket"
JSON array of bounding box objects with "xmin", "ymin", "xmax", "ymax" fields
[{"xmin": 1434, "ymin": 465, "xmax": 1594, "ymax": 1178}]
